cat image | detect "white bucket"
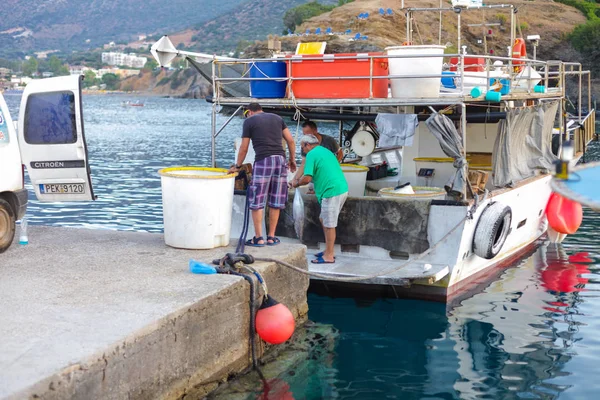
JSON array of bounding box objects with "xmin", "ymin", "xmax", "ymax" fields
[
  {"xmin": 158, "ymin": 167, "xmax": 236, "ymax": 249},
  {"xmin": 386, "ymin": 45, "xmax": 446, "ymax": 98},
  {"xmin": 341, "ymin": 164, "xmax": 369, "ymax": 197},
  {"xmin": 378, "ymin": 186, "xmax": 446, "ymax": 200}
]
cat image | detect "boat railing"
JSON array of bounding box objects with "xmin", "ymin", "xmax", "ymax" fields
[
  {"xmin": 210, "ymin": 52, "xmax": 585, "ymax": 105},
  {"xmin": 572, "ymin": 110, "xmax": 596, "ymax": 156}
]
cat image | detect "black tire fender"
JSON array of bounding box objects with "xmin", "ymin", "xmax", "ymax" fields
[
  {"xmin": 472, "ymin": 202, "xmax": 512, "ymax": 260},
  {"xmin": 0, "ymin": 198, "xmax": 16, "ymax": 254}
]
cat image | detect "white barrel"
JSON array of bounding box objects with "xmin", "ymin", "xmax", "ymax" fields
[
  {"xmin": 158, "ymin": 167, "xmax": 236, "ymax": 249},
  {"xmin": 386, "ymin": 45, "xmax": 445, "ymax": 98},
  {"xmin": 341, "ymin": 164, "xmax": 369, "ymax": 197},
  {"xmin": 378, "ymin": 186, "xmax": 446, "ymax": 200}
]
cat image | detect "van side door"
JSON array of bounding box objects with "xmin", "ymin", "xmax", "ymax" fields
[{"xmin": 17, "ymin": 75, "xmax": 95, "ymax": 202}]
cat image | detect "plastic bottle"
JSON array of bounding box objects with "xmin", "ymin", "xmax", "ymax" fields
[
  {"xmin": 189, "ymin": 259, "xmax": 217, "ymax": 274},
  {"xmin": 19, "ymin": 217, "xmax": 28, "ymax": 245}
]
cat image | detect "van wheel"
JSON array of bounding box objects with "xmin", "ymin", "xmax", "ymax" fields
[{"xmin": 0, "ymin": 199, "xmax": 16, "ymax": 253}]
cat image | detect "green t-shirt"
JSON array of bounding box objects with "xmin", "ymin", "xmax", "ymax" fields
[{"xmin": 304, "ymin": 146, "xmax": 348, "ymax": 203}]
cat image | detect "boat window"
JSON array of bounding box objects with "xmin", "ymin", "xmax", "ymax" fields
[{"xmin": 24, "ymin": 91, "xmax": 77, "ymax": 145}]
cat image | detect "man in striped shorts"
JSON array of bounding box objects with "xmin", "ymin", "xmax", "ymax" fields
[{"xmin": 229, "ymin": 103, "xmax": 297, "ymax": 246}]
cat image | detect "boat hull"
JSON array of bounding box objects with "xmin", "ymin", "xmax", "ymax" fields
[{"xmin": 230, "ymin": 175, "xmax": 553, "ymax": 303}]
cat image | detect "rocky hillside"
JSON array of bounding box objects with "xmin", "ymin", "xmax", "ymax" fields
[
  {"xmin": 142, "ymin": 0, "xmax": 337, "ymax": 54},
  {"xmin": 246, "ymin": 0, "xmax": 586, "ymax": 61},
  {"xmin": 119, "ymin": 68, "xmax": 211, "ymax": 98},
  {"xmin": 0, "ymin": 0, "xmax": 245, "ymax": 58},
  {"xmin": 122, "ymin": 0, "xmax": 599, "ymax": 97}
]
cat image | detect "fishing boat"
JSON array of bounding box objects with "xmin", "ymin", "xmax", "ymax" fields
[{"xmin": 151, "ymin": 2, "xmax": 595, "ymax": 302}]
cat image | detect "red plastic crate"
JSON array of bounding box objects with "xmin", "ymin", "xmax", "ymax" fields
[
  {"xmin": 288, "ymin": 53, "xmax": 389, "ymax": 99},
  {"xmin": 449, "ymin": 56, "xmax": 485, "ymax": 72}
]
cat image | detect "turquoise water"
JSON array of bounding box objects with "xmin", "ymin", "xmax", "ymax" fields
[{"xmin": 4, "ymin": 94, "xmax": 600, "ymax": 399}]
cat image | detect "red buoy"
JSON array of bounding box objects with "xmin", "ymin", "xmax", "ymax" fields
[
  {"xmin": 541, "ymin": 262, "xmax": 589, "ymax": 293},
  {"xmin": 258, "ymin": 378, "xmax": 295, "ymax": 400},
  {"xmin": 568, "ymin": 252, "xmax": 593, "ymax": 264},
  {"xmin": 255, "ymin": 295, "xmax": 295, "ymax": 345},
  {"xmin": 545, "ymin": 192, "xmax": 583, "ymax": 235}
]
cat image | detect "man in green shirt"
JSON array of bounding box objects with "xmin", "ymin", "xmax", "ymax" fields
[{"xmin": 291, "ymin": 134, "xmax": 348, "ymax": 264}]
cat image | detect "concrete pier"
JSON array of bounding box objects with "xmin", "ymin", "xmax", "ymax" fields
[{"xmin": 0, "ymin": 226, "xmax": 309, "ymax": 400}]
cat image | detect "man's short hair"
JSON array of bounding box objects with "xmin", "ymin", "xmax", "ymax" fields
[
  {"xmin": 246, "ymin": 102, "xmax": 262, "ymax": 112},
  {"xmin": 300, "ymin": 134, "xmax": 319, "ymax": 145},
  {"xmin": 302, "ymin": 120, "xmax": 317, "ymax": 130}
]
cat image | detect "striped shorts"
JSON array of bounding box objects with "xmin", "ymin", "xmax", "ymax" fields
[{"xmin": 249, "ymin": 155, "xmax": 288, "ymax": 210}]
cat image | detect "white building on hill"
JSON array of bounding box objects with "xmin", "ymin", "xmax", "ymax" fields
[{"xmin": 101, "ymin": 52, "xmax": 147, "ymax": 68}]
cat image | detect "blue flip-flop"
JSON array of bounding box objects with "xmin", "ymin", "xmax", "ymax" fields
[
  {"xmin": 314, "ymin": 252, "xmax": 335, "ymax": 260},
  {"xmin": 311, "ymin": 256, "xmax": 335, "ymax": 264},
  {"xmin": 245, "ymin": 236, "xmax": 265, "ymax": 247},
  {"xmin": 267, "ymin": 236, "xmax": 281, "ymax": 246}
]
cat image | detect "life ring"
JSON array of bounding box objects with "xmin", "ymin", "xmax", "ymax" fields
[
  {"xmin": 472, "ymin": 202, "xmax": 512, "ymax": 259},
  {"xmin": 402, "ymin": 41, "xmax": 413, "ymax": 46},
  {"xmin": 512, "ymin": 38, "xmax": 527, "ymax": 72}
]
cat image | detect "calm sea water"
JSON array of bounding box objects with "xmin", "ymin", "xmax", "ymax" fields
[{"xmin": 4, "ymin": 93, "xmax": 600, "ymax": 399}]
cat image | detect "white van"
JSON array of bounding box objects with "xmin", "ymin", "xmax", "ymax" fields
[{"xmin": 0, "ymin": 75, "xmax": 94, "ymax": 252}]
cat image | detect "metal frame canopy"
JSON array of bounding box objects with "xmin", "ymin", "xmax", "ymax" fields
[{"xmin": 404, "ymin": 3, "xmax": 516, "ymax": 57}]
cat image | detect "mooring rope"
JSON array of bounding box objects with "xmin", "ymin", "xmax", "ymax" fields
[{"xmin": 254, "ymin": 213, "xmax": 468, "ymax": 283}]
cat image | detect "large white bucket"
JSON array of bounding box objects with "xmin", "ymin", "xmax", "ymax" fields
[
  {"xmin": 158, "ymin": 167, "xmax": 236, "ymax": 249},
  {"xmin": 341, "ymin": 164, "xmax": 369, "ymax": 197},
  {"xmin": 386, "ymin": 45, "xmax": 446, "ymax": 98}
]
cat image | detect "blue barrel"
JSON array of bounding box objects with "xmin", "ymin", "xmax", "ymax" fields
[
  {"xmin": 249, "ymin": 62, "xmax": 287, "ymax": 98},
  {"xmin": 441, "ymin": 71, "xmax": 456, "ymax": 89}
]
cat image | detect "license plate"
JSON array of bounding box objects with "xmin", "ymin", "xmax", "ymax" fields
[{"xmin": 39, "ymin": 183, "xmax": 85, "ymax": 194}]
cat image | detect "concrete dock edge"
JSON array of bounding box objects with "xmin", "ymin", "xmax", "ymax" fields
[{"xmin": 0, "ymin": 227, "xmax": 309, "ymax": 400}]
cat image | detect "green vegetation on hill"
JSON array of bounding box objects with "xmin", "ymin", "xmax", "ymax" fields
[
  {"xmin": 0, "ymin": 0, "xmax": 247, "ymax": 58},
  {"xmin": 556, "ymin": 1, "xmax": 600, "ymax": 74},
  {"xmin": 2, "ymin": 55, "xmax": 70, "ymax": 77},
  {"xmin": 555, "ymin": 0, "xmax": 599, "ymax": 20},
  {"xmin": 283, "ymin": 0, "xmax": 354, "ymax": 35},
  {"xmin": 570, "ymin": 20, "xmax": 600, "ymax": 74},
  {"xmin": 283, "ymin": 0, "xmax": 354, "ymax": 33},
  {"xmin": 182, "ymin": 0, "xmax": 337, "ymax": 54}
]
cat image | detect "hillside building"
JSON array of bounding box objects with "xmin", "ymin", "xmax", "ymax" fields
[{"xmin": 101, "ymin": 52, "xmax": 147, "ymax": 68}]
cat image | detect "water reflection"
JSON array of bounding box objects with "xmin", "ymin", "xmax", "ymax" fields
[{"xmin": 300, "ymin": 241, "xmax": 599, "ymax": 400}]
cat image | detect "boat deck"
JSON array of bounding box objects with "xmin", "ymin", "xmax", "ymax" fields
[
  {"xmin": 308, "ymin": 253, "xmax": 450, "ymax": 286},
  {"xmin": 213, "ymin": 91, "xmax": 563, "ymax": 108},
  {"xmin": 276, "ymin": 237, "xmax": 449, "ymax": 286}
]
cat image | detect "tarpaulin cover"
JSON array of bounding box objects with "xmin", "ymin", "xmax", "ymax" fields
[
  {"xmin": 425, "ymin": 113, "xmax": 467, "ymax": 198},
  {"xmin": 492, "ymin": 101, "xmax": 559, "ymax": 187}
]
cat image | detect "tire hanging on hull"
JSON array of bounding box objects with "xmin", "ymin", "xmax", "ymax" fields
[{"xmin": 472, "ymin": 202, "xmax": 512, "ymax": 259}]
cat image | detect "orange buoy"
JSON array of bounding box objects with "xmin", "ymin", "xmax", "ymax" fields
[
  {"xmin": 255, "ymin": 295, "xmax": 295, "ymax": 345},
  {"xmin": 545, "ymin": 192, "xmax": 583, "ymax": 235},
  {"xmin": 512, "ymin": 38, "xmax": 527, "ymax": 72}
]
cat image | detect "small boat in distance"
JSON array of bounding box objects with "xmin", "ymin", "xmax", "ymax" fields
[{"xmin": 121, "ymin": 100, "xmax": 144, "ymax": 107}]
